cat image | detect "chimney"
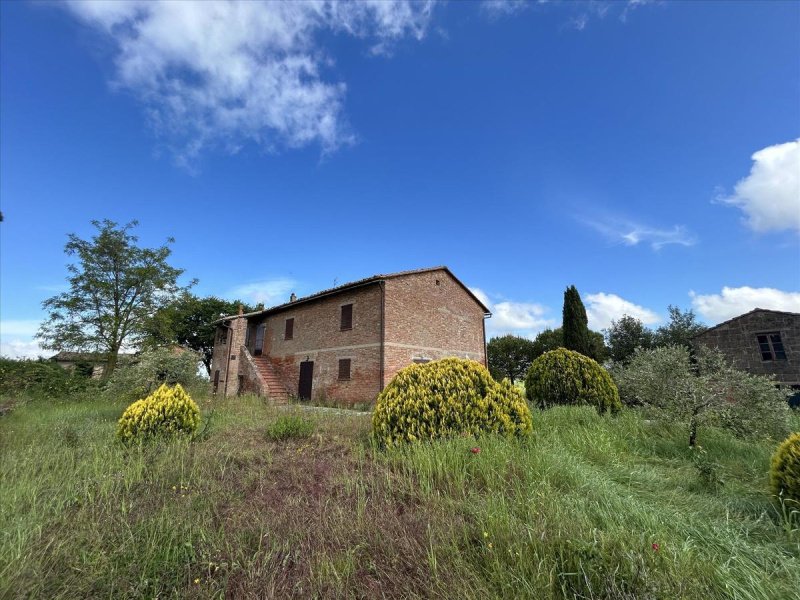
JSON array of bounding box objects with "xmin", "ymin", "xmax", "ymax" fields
[
  {"xmin": 290, "ymin": 292, "xmax": 297, "ymax": 302},
  {"xmin": 238, "ymin": 304, "xmax": 244, "ymax": 316}
]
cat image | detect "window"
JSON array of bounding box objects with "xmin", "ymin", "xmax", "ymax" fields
[
  {"xmin": 756, "ymin": 332, "xmax": 787, "ymax": 361},
  {"xmin": 340, "ymin": 304, "xmax": 353, "ymax": 330},
  {"xmin": 285, "ymin": 318, "xmax": 294, "ymax": 340},
  {"xmin": 338, "ymin": 358, "xmax": 351, "ymax": 380},
  {"xmin": 218, "ymin": 327, "xmax": 228, "ymax": 345}
]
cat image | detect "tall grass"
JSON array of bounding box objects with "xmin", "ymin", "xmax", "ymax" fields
[{"xmin": 1, "ymin": 393, "xmax": 797, "ymax": 599}]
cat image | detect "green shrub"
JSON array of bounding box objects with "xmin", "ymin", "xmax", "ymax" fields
[
  {"xmin": 116, "ymin": 383, "xmax": 201, "ymax": 443},
  {"xmin": 525, "ymin": 348, "xmax": 620, "ymax": 413},
  {"xmin": 106, "ymin": 348, "xmax": 203, "ymax": 402},
  {"xmin": 267, "ymin": 414, "xmax": 315, "ymax": 440},
  {"xmin": 771, "ymin": 432, "xmax": 800, "ymax": 506},
  {"xmin": 0, "ymin": 357, "xmax": 96, "ymax": 399},
  {"xmin": 372, "ymin": 357, "xmax": 533, "ymax": 446}
]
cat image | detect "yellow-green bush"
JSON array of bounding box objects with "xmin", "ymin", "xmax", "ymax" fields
[
  {"xmin": 525, "ymin": 348, "xmax": 621, "ymax": 413},
  {"xmin": 372, "ymin": 357, "xmax": 533, "ymax": 446},
  {"xmin": 116, "ymin": 383, "xmax": 201, "ymax": 443},
  {"xmin": 770, "ymin": 432, "xmax": 800, "ymax": 505}
]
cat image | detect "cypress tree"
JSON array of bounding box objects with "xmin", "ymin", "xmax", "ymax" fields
[{"xmin": 562, "ymin": 285, "xmax": 591, "ymax": 356}]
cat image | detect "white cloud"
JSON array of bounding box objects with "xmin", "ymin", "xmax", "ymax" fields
[
  {"xmin": 585, "ymin": 293, "xmax": 661, "ymax": 330},
  {"xmin": 481, "ymin": 0, "xmax": 532, "ymax": 18},
  {"xmin": 470, "ymin": 287, "xmax": 557, "ymax": 339},
  {"xmin": 227, "ymin": 277, "xmax": 297, "ymax": 306},
  {"xmin": 482, "ymin": 0, "xmax": 651, "ymax": 29},
  {"xmin": 585, "ymin": 217, "xmax": 696, "ymax": 250},
  {"xmin": 0, "ymin": 339, "xmax": 47, "ymax": 360},
  {"xmin": 0, "ymin": 320, "xmax": 42, "ymax": 337},
  {"xmin": 717, "ymin": 138, "xmax": 800, "ymax": 234},
  {"xmin": 690, "ymin": 286, "xmax": 800, "ymax": 324},
  {"xmin": 64, "ymin": 1, "xmax": 434, "ymax": 166}
]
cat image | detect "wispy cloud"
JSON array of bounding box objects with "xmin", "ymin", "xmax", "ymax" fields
[
  {"xmin": 690, "ymin": 286, "xmax": 800, "ymax": 324},
  {"xmin": 585, "ymin": 292, "xmax": 661, "ymax": 330},
  {"xmin": 470, "ymin": 287, "xmax": 557, "ymax": 339},
  {"xmin": 227, "ymin": 277, "xmax": 298, "ymax": 306},
  {"xmin": 482, "ymin": 0, "xmax": 655, "ymax": 30},
  {"xmin": 63, "ymin": 1, "xmax": 435, "ymax": 167},
  {"xmin": 583, "ymin": 216, "xmax": 697, "ymax": 250},
  {"xmin": 716, "ymin": 138, "xmax": 800, "ymax": 234}
]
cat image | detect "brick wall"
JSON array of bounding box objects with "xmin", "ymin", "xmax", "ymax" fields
[
  {"xmin": 210, "ymin": 316, "xmax": 247, "ymax": 396},
  {"xmin": 383, "ymin": 269, "xmax": 487, "ymax": 384},
  {"xmin": 693, "ymin": 310, "xmax": 800, "ymax": 385},
  {"xmin": 246, "ymin": 283, "xmax": 383, "ymax": 406}
]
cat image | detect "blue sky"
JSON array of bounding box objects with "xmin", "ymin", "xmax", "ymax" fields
[{"xmin": 1, "ymin": 0, "xmax": 799, "ymax": 358}]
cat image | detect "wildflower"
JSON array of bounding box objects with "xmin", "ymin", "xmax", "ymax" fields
[
  {"xmin": 488, "ymin": 542, "xmax": 493, "ymax": 549},
  {"xmin": 471, "ymin": 447, "xmax": 481, "ymax": 454},
  {"xmin": 652, "ymin": 543, "xmax": 660, "ymax": 552},
  {"xmin": 483, "ymin": 531, "xmax": 489, "ymax": 538},
  {"xmin": 194, "ymin": 578, "xmax": 200, "ymax": 584}
]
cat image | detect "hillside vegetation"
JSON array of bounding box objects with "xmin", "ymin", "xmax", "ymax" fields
[{"xmin": 1, "ymin": 392, "xmax": 798, "ymax": 599}]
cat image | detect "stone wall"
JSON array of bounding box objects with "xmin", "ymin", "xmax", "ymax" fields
[{"xmin": 693, "ymin": 310, "xmax": 800, "ymax": 385}]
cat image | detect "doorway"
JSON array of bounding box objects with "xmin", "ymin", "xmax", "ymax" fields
[
  {"xmin": 298, "ymin": 361, "xmax": 314, "ymax": 401},
  {"xmin": 253, "ymin": 324, "xmax": 266, "ymax": 356}
]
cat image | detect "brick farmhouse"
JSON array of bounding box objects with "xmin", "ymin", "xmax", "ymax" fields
[
  {"xmin": 692, "ymin": 308, "xmax": 800, "ymax": 405},
  {"xmin": 210, "ymin": 267, "xmax": 491, "ymax": 405}
]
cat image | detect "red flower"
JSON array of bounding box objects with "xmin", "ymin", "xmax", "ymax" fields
[
  {"xmin": 470, "ymin": 447, "xmax": 481, "ymax": 454},
  {"xmin": 652, "ymin": 543, "xmax": 660, "ymax": 552}
]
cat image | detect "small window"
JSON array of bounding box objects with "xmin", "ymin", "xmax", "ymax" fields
[
  {"xmin": 340, "ymin": 304, "xmax": 353, "ymax": 331},
  {"xmin": 218, "ymin": 327, "xmax": 228, "ymax": 345},
  {"xmin": 757, "ymin": 332, "xmax": 787, "ymax": 361},
  {"xmin": 285, "ymin": 318, "xmax": 294, "ymax": 340},
  {"xmin": 338, "ymin": 358, "xmax": 351, "ymax": 380}
]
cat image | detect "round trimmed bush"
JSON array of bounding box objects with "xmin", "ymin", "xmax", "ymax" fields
[
  {"xmin": 116, "ymin": 383, "xmax": 201, "ymax": 443},
  {"xmin": 372, "ymin": 357, "xmax": 533, "ymax": 446},
  {"xmin": 525, "ymin": 348, "xmax": 621, "ymax": 413},
  {"xmin": 770, "ymin": 432, "xmax": 800, "ymax": 505}
]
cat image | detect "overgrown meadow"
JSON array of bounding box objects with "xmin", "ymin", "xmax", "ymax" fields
[{"xmin": 1, "ymin": 390, "xmax": 798, "ymax": 599}]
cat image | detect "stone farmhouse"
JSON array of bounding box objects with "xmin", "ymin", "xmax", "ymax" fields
[
  {"xmin": 692, "ymin": 308, "xmax": 800, "ymax": 404},
  {"xmin": 210, "ymin": 266, "xmax": 491, "ymax": 405}
]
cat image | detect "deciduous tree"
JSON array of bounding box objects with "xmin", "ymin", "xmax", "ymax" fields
[
  {"xmin": 36, "ymin": 220, "xmax": 193, "ymax": 380},
  {"xmin": 487, "ymin": 335, "xmax": 537, "ymax": 384}
]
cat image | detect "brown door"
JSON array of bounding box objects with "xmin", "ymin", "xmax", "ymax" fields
[
  {"xmin": 254, "ymin": 324, "xmax": 265, "ymax": 356},
  {"xmin": 298, "ymin": 361, "xmax": 313, "ymax": 401}
]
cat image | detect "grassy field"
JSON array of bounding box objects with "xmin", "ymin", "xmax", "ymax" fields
[{"xmin": 1, "ymin": 393, "xmax": 798, "ymax": 599}]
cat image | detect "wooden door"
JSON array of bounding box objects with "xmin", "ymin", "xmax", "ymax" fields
[
  {"xmin": 254, "ymin": 324, "xmax": 266, "ymax": 356},
  {"xmin": 298, "ymin": 361, "xmax": 313, "ymax": 401}
]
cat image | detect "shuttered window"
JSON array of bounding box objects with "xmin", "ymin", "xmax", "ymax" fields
[
  {"xmin": 218, "ymin": 327, "xmax": 228, "ymax": 345},
  {"xmin": 285, "ymin": 318, "xmax": 294, "ymax": 340},
  {"xmin": 338, "ymin": 358, "xmax": 351, "ymax": 380},
  {"xmin": 340, "ymin": 304, "xmax": 353, "ymax": 331}
]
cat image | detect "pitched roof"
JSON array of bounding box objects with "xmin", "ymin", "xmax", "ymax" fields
[
  {"xmin": 213, "ymin": 266, "xmax": 491, "ymax": 324},
  {"xmin": 692, "ymin": 307, "xmax": 800, "ymax": 338}
]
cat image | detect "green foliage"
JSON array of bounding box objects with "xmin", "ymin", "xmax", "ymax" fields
[
  {"xmin": 105, "ymin": 348, "xmax": 203, "ymax": 402},
  {"xmin": 562, "ymin": 285, "xmax": 591, "ymax": 357},
  {"xmin": 525, "ymin": 348, "xmax": 621, "ymax": 413},
  {"xmin": 36, "ymin": 220, "xmax": 193, "ymax": 380},
  {"xmin": 606, "ymin": 314, "xmax": 655, "ymax": 363},
  {"xmin": 532, "ymin": 327, "xmax": 608, "ymax": 363},
  {"xmin": 690, "ymin": 445, "xmax": 724, "ymax": 493},
  {"xmin": 266, "ymin": 414, "xmax": 315, "ymax": 440},
  {"xmin": 614, "ymin": 345, "xmax": 790, "ymax": 447},
  {"xmin": 372, "ymin": 357, "xmax": 533, "ymax": 446},
  {"xmin": 653, "ymin": 305, "xmax": 707, "ymax": 350},
  {"xmin": 144, "ymin": 294, "xmax": 252, "ymax": 376},
  {"xmin": 116, "ymin": 383, "xmax": 201, "ymax": 443},
  {"xmin": 771, "ymin": 432, "xmax": 800, "ymax": 506},
  {"xmin": 487, "ymin": 334, "xmax": 537, "ymax": 384},
  {"xmin": 0, "ymin": 357, "xmax": 96, "ymax": 399}
]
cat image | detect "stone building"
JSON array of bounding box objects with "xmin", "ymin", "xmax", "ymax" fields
[
  {"xmin": 50, "ymin": 351, "xmax": 135, "ymax": 378},
  {"xmin": 209, "ymin": 266, "xmax": 491, "ymax": 405},
  {"xmin": 692, "ymin": 309, "xmax": 800, "ymax": 403}
]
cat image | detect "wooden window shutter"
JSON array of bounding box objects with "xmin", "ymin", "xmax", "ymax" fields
[
  {"xmin": 338, "ymin": 358, "xmax": 351, "ymax": 380},
  {"xmin": 285, "ymin": 318, "xmax": 294, "ymax": 340},
  {"xmin": 340, "ymin": 304, "xmax": 353, "ymax": 330}
]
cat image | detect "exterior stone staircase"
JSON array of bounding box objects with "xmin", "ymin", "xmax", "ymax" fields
[{"xmin": 252, "ymin": 356, "xmax": 290, "ymax": 403}]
